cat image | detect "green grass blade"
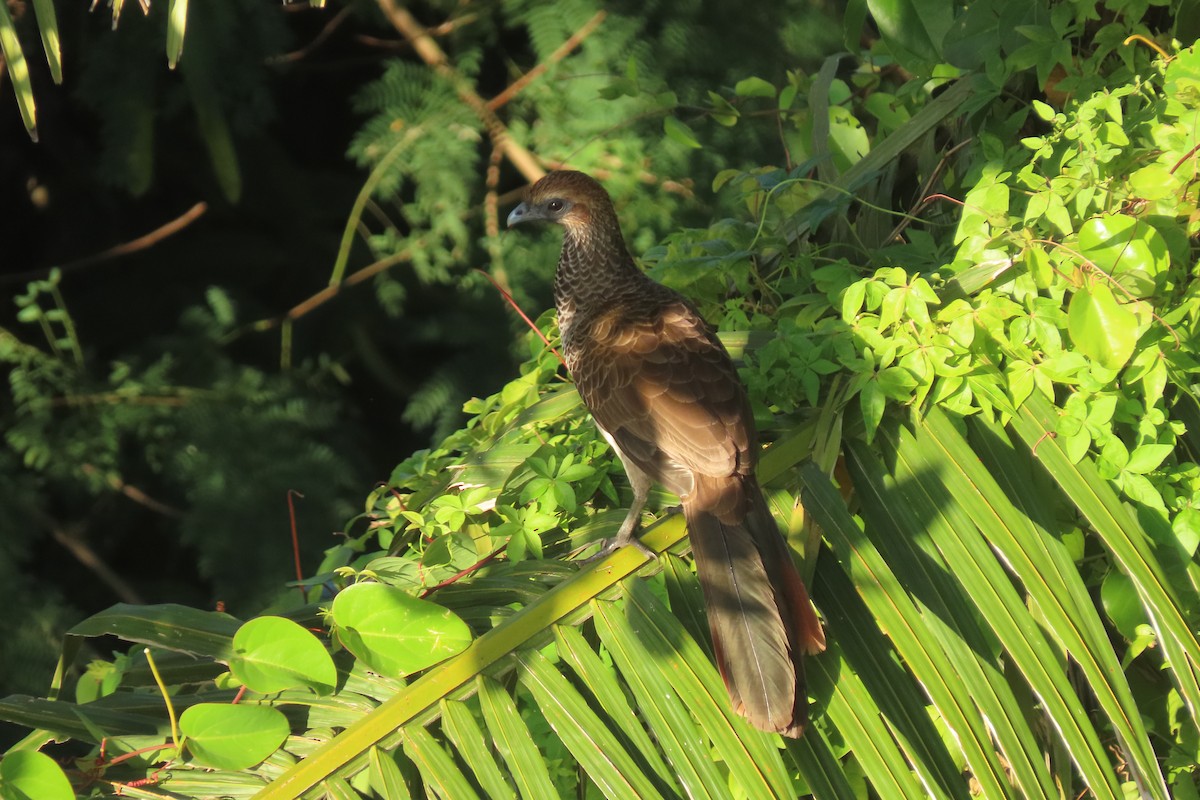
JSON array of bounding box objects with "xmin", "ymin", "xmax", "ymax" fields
[
  {"xmin": 30, "ymin": 0, "xmax": 60, "ymax": 83},
  {"xmin": 811, "ymin": 639, "xmax": 930, "ymax": 800},
  {"xmin": 476, "ymin": 674, "xmax": 557, "ymax": 799},
  {"xmin": 516, "ymin": 648, "xmax": 666, "ymax": 800},
  {"xmin": 367, "ymin": 746, "xmax": 412, "ymax": 800},
  {"xmin": 592, "ymin": 597, "xmax": 728, "ymax": 800},
  {"xmin": 659, "ymin": 552, "xmax": 713, "ymax": 660},
  {"xmin": 881, "ymin": 420, "xmax": 1123, "ymax": 798},
  {"xmin": 321, "ymin": 775, "xmax": 358, "ymax": 800},
  {"xmin": 403, "ymin": 724, "xmax": 481, "ymax": 800},
  {"xmin": 782, "ymin": 725, "xmax": 860, "ymax": 800},
  {"xmin": 1011, "ymin": 392, "xmax": 1200, "ymax": 728},
  {"xmin": 0, "ymin": 0, "xmax": 37, "ymax": 140},
  {"xmin": 845, "ymin": 438, "xmax": 1058, "ymax": 799},
  {"xmin": 622, "ymin": 578, "xmax": 797, "ymax": 798},
  {"xmin": 801, "ymin": 461, "xmax": 1019, "ymax": 799},
  {"xmin": 439, "ymin": 699, "xmax": 516, "ymax": 800},
  {"xmin": 66, "ymin": 603, "xmax": 239, "ymax": 660},
  {"xmin": 166, "ymin": 0, "xmax": 188, "ymax": 69},
  {"xmin": 814, "ymin": 560, "xmax": 966, "ymax": 799},
  {"xmin": 937, "ymin": 408, "xmax": 1168, "ymax": 799},
  {"xmin": 0, "ymin": 695, "xmax": 159, "ymax": 742},
  {"xmin": 553, "ymin": 625, "xmax": 677, "ymax": 790}
]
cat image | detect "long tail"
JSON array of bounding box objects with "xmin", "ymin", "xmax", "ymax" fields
[{"xmin": 684, "ymin": 475, "xmax": 825, "ymax": 737}]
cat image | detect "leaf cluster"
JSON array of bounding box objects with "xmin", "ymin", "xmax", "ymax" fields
[{"xmin": 3, "ymin": 0, "xmax": 1200, "ymax": 798}]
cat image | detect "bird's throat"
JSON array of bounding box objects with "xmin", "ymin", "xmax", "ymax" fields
[{"xmin": 553, "ymin": 229, "xmax": 645, "ymax": 326}]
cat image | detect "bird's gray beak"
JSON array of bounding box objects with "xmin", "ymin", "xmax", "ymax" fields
[{"xmin": 506, "ymin": 201, "xmax": 534, "ymax": 228}]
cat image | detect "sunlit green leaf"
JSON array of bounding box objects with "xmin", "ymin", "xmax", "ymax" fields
[
  {"xmin": 734, "ymin": 76, "xmax": 776, "ymax": 97},
  {"xmin": 1077, "ymin": 215, "xmax": 1169, "ymax": 298},
  {"xmin": 663, "ymin": 116, "xmax": 702, "ymax": 149},
  {"xmin": 1067, "ymin": 282, "xmax": 1138, "ymax": 370},
  {"xmin": 181, "ymin": 703, "xmax": 289, "ymax": 770},
  {"xmin": 0, "ymin": 1, "xmax": 37, "ymax": 140},
  {"xmin": 229, "ymin": 616, "xmax": 337, "ymax": 695},
  {"xmin": 0, "ymin": 750, "xmax": 73, "ymax": 800},
  {"xmin": 331, "ymin": 582, "xmax": 472, "ymax": 676}
]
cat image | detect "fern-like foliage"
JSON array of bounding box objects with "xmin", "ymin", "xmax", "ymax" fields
[{"xmin": 2, "ymin": 285, "xmax": 365, "ymax": 614}]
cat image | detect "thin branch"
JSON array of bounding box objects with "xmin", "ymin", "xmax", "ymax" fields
[
  {"xmin": 884, "ymin": 138, "xmax": 972, "ymax": 244},
  {"xmin": 269, "ymin": 4, "xmax": 353, "ymax": 64},
  {"xmin": 486, "ymin": 10, "xmax": 606, "ymax": 111},
  {"xmin": 39, "ymin": 512, "xmax": 146, "ymax": 604},
  {"xmin": 374, "ymin": 0, "xmax": 545, "ymax": 184},
  {"xmin": 483, "ymin": 143, "xmax": 515, "ymax": 296},
  {"xmin": 287, "ymin": 490, "xmax": 306, "ymax": 600},
  {"xmin": 541, "ymin": 157, "xmax": 695, "ymax": 198},
  {"xmin": 420, "ymin": 544, "xmax": 507, "ymax": 598},
  {"xmin": 3, "ymin": 203, "xmax": 208, "ymax": 285},
  {"xmin": 473, "ymin": 267, "xmax": 565, "ymax": 367},
  {"xmin": 81, "ymin": 463, "xmax": 184, "ymax": 518},
  {"xmin": 426, "ymin": 13, "xmax": 479, "ymax": 38},
  {"xmin": 1170, "ymin": 142, "xmax": 1199, "ymax": 175},
  {"xmin": 249, "ymin": 250, "xmax": 414, "ymax": 335}
]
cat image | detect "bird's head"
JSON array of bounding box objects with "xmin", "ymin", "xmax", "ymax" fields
[{"xmin": 506, "ymin": 171, "xmax": 615, "ymax": 237}]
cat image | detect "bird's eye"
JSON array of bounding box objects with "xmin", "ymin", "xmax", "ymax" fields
[{"xmin": 547, "ymin": 199, "xmax": 565, "ymax": 212}]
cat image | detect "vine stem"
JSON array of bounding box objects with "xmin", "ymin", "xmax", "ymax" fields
[
  {"xmin": 144, "ymin": 648, "xmax": 181, "ymax": 757},
  {"xmin": 288, "ymin": 490, "xmax": 306, "ymax": 600},
  {"xmin": 473, "ymin": 267, "xmax": 566, "ymax": 367}
]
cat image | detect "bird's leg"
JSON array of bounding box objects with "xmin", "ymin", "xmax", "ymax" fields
[
  {"xmin": 581, "ymin": 453, "xmax": 656, "ymax": 562},
  {"xmin": 612, "ymin": 468, "xmax": 650, "ymax": 548}
]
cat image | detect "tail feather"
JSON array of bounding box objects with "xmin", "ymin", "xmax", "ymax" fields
[{"xmin": 685, "ymin": 476, "xmax": 823, "ymax": 737}]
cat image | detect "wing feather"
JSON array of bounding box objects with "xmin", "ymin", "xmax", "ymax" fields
[{"xmin": 570, "ymin": 299, "xmax": 755, "ymax": 495}]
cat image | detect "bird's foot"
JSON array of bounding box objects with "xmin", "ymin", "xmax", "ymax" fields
[{"xmin": 575, "ymin": 531, "xmax": 656, "ymax": 564}]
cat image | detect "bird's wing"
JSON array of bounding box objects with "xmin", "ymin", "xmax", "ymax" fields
[{"xmin": 572, "ymin": 300, "xmax": 754, "ymax": 492}]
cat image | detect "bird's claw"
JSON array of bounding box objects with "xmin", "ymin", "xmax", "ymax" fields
[{"xmin": 576, "ymin": 534, "xmax": 657, "ymax": 564}]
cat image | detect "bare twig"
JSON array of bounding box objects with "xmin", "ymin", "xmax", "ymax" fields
[
  {"xmin": 483, "ymin": 143, "xmax": 514, "ymax": 296},
  {"xmin": 487, "ymin": 10, "xmax": 606, "ymax": 111},
  {"xmin": 4, "ymin": 203, "xmax": 208, "ymax": 285},
  {"xmin": 420, "ymin": 544, "xmax": 507, "ymax": 598},
  {"xmin": 287, "ymin": 490, "xmax": 306, "ymax": 600},
  {"xmin": 269, "ymin": 4, "xmax": 353, "ymax": 64},
  {"xmin": 356, "ymin": 12, "xmax": 479, "ymax": 49},
  {"xmin": 249, "ymin": 249, "xmax": 413, "ymax": 335},
  {"xmin": 1170, "ymin": 142, "xmax": 1199, "ymax": 175},
  {"xmin": 884, "ymin": 138, "xmax": 972, "ymax": 244},
  {"xmin": 38, "ymin": 512, "xmax": 146, "ymax": 604},
  {"xmin": 473, "ymin": 267, "xmax": 565, "ymax": 367},
  {"xmin": 81, "ymin": 463, "xmax": 184, "ymax": 518},
  {"xmin": 374, "ymin": 0, "xmax": 546, "ymax": 183},
  {"xmin": 543, "ymin": 159, "xmax": 694, "ymax": 198}
]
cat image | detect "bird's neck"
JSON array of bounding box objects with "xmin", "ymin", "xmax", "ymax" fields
[{"xmin": 553, "ymin": 223, "xmax": 647, "ymax": 324}]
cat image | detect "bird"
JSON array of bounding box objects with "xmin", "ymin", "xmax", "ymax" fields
[{"xmin": 507, "ymin": 170, "xmax": 825, "ymax": 737}]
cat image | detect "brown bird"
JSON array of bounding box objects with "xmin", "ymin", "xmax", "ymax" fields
[{"xmin": 507, "ymin": 170, "xmax": 825, "ymax": 736}]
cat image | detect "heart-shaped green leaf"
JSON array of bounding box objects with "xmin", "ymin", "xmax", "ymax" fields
[
  {"xmin": 180, "ymin": 703, "xmax": 289, "ymax": 770},
  {"xmin": 331, "ymin": 582, "xmax": 472, "ymax": 676},
  {"xmin": 0, "ymin": 750, "xmax": 73, "ymax": 800},
  {"xmin": 229, "ymin": 616, "xmax": 337, "ymax": 695},
  {"xmin": 1077, "ymin": 215, "xmax": 1169, "ymax": 298},
  {"xmin": 1067, "ymin": 281, "xmax": 1138, "ymax": 370}
]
